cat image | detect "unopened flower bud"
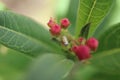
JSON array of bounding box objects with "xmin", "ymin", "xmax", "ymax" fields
[
  {"xmin": 72, "ymin": 45, "xmax": 91, "ymax": 60},
  {"xmin": 78, "ymin": 37, "xmax": 85, "ymax": 44},
  {"xmin": 71, "ymin": 45, "xmax": 79, "ymax": 53},
  {"xmin": 60, "ymin": 18, "xmax": 70, "ymax": 28},
  {"xmin": 86, "ymin": 37, "xmax": 99, "ymax": 51},
  {"xmin": 49, "ymin": 24, "xmax": 61, "ymax": 36},
  {"xmin": 47, "ymin": 17, "xmax": 56, "ymax": 27}
]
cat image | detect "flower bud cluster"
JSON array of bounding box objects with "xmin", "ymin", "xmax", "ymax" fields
[
  {"xmin": 72, "ymin": 37, "xmax": 98, "ymax": 60},
  {"xmin": 47, "ymin": 18, "xmax": 70, "ymax": 36},
  {"xmin": 47, "ymin": 18, "xmax": 99, "ymax": 61}
]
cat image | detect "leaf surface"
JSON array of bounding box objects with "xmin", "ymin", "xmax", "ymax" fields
[
  {"xmin": 0, "ymin": 11, "xmax": 62, "ymax": 57},
  {"xmin": 97, "ymin": 23, "xmax": 120, "ymax": 52},
  {"xmin": 75, "ymin": 0, "xmax": 114, "ymax": 37},
  {"xmin": 90, "ymin": 49, "xmax": 120, "ymax": 79},
  {"xmin": 0, "ymin": 46, "xmax": 31, "ymax": 80},
  {"xmin": 27, "ymin": 54, "xmax": 74, "ymax": 80}
]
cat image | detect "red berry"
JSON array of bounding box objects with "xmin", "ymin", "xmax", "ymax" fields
[
  {"xmin": 86, "ymin": 37, "xmax": 99, "ymax": 51},
  {"xmin": 49, "ymin": 24, "xmax": 61, "ymax": 36},
  {"xmin": 47, "ymin": 17, "xmax": 56, "ymax": 27},
  {"xmin": 60, "ymin": 18, "xmax": 70, "ymax": 28},
  {"xmin": 72, "ymin": 45, "xmax": 91, "ymax": 60}
]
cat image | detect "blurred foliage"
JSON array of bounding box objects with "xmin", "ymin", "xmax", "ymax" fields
[
  {"xmin": 96, "ymin": 23, "xmax": 120, "ymax": 53},
  {"xmin": 90, "ymin": 49, "xmax": 120, "ymax": 80},
  {"xmin": 0, "ymin": 2, "xmax": 7, "ymax": 10},
  {"xmin": 55, "ymin": 0, "xmax": 70, "ymax": 20},
  {"xmin": 64, "ymin": 63, "xmax": 97, "ymax": 80},
  {"xmin": 66, "ymin": 0, "xmax": 79, "ymax": 35},
  {"xmin": 94, "ymin": 0, "xmax": 120, "ymax": 37},
  {"xmin": 55, "ymin": 0, "xmax": 79, "ymax": 35},
  {"xmin": 27, "ymin": 54, "xmax": 74, "ymax": 80},
  {"xmin": 0, "ymin": 45, "xmax": 32, "ymax": 80}
]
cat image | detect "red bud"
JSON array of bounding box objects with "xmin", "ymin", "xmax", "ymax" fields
[
  {"xmin": 72, "ymin": 45, "xmax": 91, "ymax": 60},
  {"xmin": 71, "ymin": 45, "xmax": 79, "ymax": 53},
  {"xmin": 49, "ymin": 24, "xmax": 61, "ymax": 36},
  {"xmin": 60, "ymin": 18, "xmax": 70, "ymax": 28},
  {"xmin": 47, "ymin": 17, "xmax": 56, "ymax": 27},
  {"xmin": 86, "ymin": 37, "xmax": 99, "ymax": 51},
  {"xmin": 78, "ymin": 37, "xmax": 85, "ymax": 44}
]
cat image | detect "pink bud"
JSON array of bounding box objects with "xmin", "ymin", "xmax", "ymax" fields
[
  {"xmin": 86, "ymin": 37, "xmax": 99, "ymax": 51},
  {"xmin": 49, "ymin": 24, "xmax": 61, "ymax": 36},
  {"xmin": 60, "ymin": 18, "xmax": 70, "ymax": 28},
  {"xmin": 71, "ymin": 45, "xmax": 79, "ymax": 53},
  {"xmin": 72, "ymin": 45, "xmax": 91, "ymax": 60},
  {"xmin": 78, "ymin": 37, "xmax": 85, "ymax": 44},
  {"xmin": 77, "ymin": 45, "xmax": 91, "ymax": 60},
  {"xmin": 47, "ymin": 17, "xmax": 56, "ymax": 27}
]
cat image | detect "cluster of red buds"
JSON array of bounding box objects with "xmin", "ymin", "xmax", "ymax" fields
[
  {"xmin": 71, "ymin": 37, "xmax": 98, "ymax": 61},
  {"xmin": 47, "ymin": 17, "xmax": 70, "ymax": 36},
  {"xmin": 47, "ymin": 18, "xmax": 99, "ymax": 61}
]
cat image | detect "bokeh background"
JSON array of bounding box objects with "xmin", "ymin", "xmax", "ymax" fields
[{"xmin": 0, "ymin": 0, "xmax": 70, "ymax": 27}]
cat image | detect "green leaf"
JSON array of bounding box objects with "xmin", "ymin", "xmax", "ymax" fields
[
  {"xmin": 0, "ymin": 11, "xmax": 62, "ymax": 57},
  {"xmin": 0, "ymin": 46, "xmax": 31, "ymax": 71},
  {"xmin": 0, "ymin": 46, "xmax": 31, "ymax": 80},
  {"xmin": 94, "ymin": 0, "xmax": 120, "ymax": 37},
  {"xmin": 90, "ymin": 49, "xmax": 120, "ymax": 79},
  {"xmin": 0, "ymin": 26, "xmax": 49, "ymax": 57},
  {"xmin": 0, "ymin": 66, "xmax": 24, "ymax": 80},
  {"xmin": 91, "ymin": 72, "xmax": 120, "ymax": 80},
  {"xmin": 66, "ymin": 0, "xmax": 79, "ymax": 34},
  {"xmin": 80, "ymin": 23, "xmax": 91, "ymax": 39},
  {"xmin": 27, "ymin": 54, "xmax": 74, "ymax": 80},
  {"xmin": 75, "ymin": 0, "xmax": 114, "ymax": 37},
  {"xmin": 64, "ymin": 63, "xmax": 96, "ymax": 80},
  {"xmin": 97, "ymin": 23, "xmax": 120, "ymax": 52}
]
